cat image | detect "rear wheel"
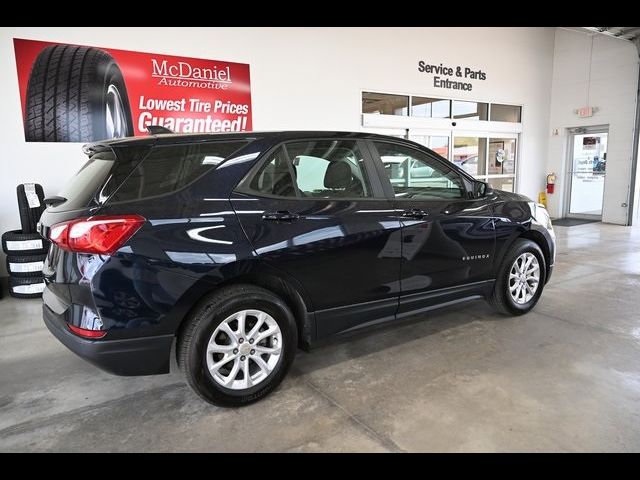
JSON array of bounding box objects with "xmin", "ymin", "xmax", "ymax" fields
[
  {"xmin": 177, "ymin": 285, "xmax": 297, "ymax": 407},
  {"xmin": 488, "ymin": 238, "xmax": 546, "ymax": 315}
]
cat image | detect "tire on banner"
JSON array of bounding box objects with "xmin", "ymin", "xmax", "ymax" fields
[
  {"xmin": 2, "ymin": 230, "xmax": 49, "ymax": 256},
  {"xmin": 6, "ymin": 254, "xmax": 46, "ymax": 278},
  {"xmin": 17, "ymin": 183, "xmax": 46, "ymax": 234},
  {"xmin": 24, "ymin": 44, "xmax": 134, "ymax": 142},
  {"xmin": 9, "ymin": 275, "xmax": 45, "ymax": 299}
]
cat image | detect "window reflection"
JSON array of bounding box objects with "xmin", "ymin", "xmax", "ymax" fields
[
  {"xmin": 410, "ymin": 135, "xmax": 449, "ymax": 160},
  {"xmin": 453, "ymin": 137, "xmax": 487, "ymax": 177},
  {"xmin": 488, "ymin": 138, "xmax": 516, "ymax": 175},
  {"xmin": 452, "ymin": 101, "xmax": 488, "ymax": 120},
  {"xmin": 490, "ymin": 104, "xmax": 521, "ymax": 123},
  {"xmin": 411, "ymin": 97, "xmax": 450, "ymax": 118},
  {"xmin": 362, "ymin": 92, "xmax": 409, "ymax": 115},
  {"xmin": 488, "ymin": 177, "xmax": 514, "ymax": 193}
]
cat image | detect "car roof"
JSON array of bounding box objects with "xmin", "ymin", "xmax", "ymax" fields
[{"xmin": 84, "ymin": 130, "xmax": 416, "ymax": 150}]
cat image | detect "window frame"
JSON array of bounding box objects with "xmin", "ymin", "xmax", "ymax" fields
[
  {"xmin": 234, "ymin": 138, "xmax": 387, "ymax": 200},
  {"xmin": 365, "ymin": 139, "xmax": 472, "ymax": 202}
]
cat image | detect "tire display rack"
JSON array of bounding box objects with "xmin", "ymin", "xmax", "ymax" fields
[{"xmin": 2, "ymin": 184, "xmax": 49, "ymax": 299}]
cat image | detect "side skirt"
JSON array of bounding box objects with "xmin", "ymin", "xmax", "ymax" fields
[{"xmin": 310, "ymin": 280, "xmax": 495, "ymax": 346}]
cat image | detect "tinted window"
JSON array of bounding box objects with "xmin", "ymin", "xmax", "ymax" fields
[
  {"xmin": 247, "ymin": 147, "xmax": 297, "ymax": 198},
  {"xmin": 374, "ymin": 142, "xmax": 465, "ymax": 200},
  {"xmin": 286, "ymin": 140, "xmax": 371, "ymax": 198},
  {"xmin": 109, "ymin": 141, "xmax": 247, "ymax": 202},
  {"xmin": 50, "ymin": 151, "xmax": 116, "ymax": 212},
  {"xmin": 241, "ymin": 140, "xmax": 372, "ymax": 199}
]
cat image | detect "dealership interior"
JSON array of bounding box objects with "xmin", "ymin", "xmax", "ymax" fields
[{"xmin": 1, "ymin": 26, "xmax": 640, "ymax": 452}]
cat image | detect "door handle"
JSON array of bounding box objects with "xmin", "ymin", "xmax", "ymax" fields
[
  {"xmin": 262, "ymin": 211, "xmax": 300, "ymax": 222},
  {"xmin": 401, "ymin": 208, "xmax": 428, "ymax": 219}
]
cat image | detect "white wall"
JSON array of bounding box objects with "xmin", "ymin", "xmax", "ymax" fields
[
  {"xmin": 546, "ymin": 28, "xmax": 639, "ymax": 224},
  {"xmin": 0, "ymin": 27, "xmax": 556, "ymax": 275}
]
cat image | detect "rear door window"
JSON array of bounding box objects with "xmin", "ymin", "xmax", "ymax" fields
[{"xmin": 238, "ymin": 139, "xmax": 373, "ymax": 199}]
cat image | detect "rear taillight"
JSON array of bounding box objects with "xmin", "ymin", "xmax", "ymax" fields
[
  {"xmin": 67, "ymin": 324, "xmax": 107, "ymax": 339},
  {"xmin": 49, "ymin": 215, "xmax": 145, "ymax": 255}
]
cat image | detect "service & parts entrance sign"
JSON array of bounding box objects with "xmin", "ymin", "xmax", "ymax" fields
[{"xmin": 13, "ymin": 38, "xmax": 252, "ymax": 143}]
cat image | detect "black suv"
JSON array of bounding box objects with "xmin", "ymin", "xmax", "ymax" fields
[{"xmin": 40, "ymin": 131, "xmax": 555, "ymax": 406}]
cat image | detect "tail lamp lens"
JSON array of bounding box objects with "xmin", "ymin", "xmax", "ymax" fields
[
  {"xmin": 67, "ymin": 324, "xmax": 107, "ymax": 339},
  {"xmin": 49, "ymin": 215, "xmax": 145, "ymax": 255}
]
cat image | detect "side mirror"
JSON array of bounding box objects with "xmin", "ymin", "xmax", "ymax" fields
[{"xmin": 474, "ymin": 181, "xmax": 488, "ymax": 198}]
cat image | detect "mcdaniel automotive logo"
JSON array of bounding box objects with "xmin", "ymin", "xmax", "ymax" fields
[
  {"xmin": 462, "ymin": 254, "xmax": 490, "ymax": 261},
  {"xmin": 152, "ymin": 59, "xmax": 232, "ymax": 90}
]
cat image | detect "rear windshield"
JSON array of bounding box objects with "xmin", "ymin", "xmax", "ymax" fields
[
  {"xmin": 50, "ymin": 141, "xmax": 248, "ymax": 211},
  {"xmin": 51, "ymin": 151, "xmax": 117, "ymax": 212}
]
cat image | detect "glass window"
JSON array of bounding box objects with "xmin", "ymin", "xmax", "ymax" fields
[
  {"xmin": 110, "ymin": 141, "xmax": 248, "ymax": 202},
  {"xmin": 247, "ymin": 147, "xmax": 297, "ymax": 198},
  {"xmin": 373, "ymin": 142, "xmax": 465, "ymax": 200},
  {"xmin": 411, "ymin": 97, "xmax": 450, "ymax": 118},
  {"xmin": 453, "ymin": 137, "xmax": 487, "ymax": 177},
  {"xmin": 362, "ymin": 92, "xmax": 409, "ymax": 116},
  {"xmin": 490, "ymin": 104, "xmax": 522, "ymax": 123},
  {"xmin": 488, "ymin": 176, "xmax": 514, "ymax": 193},
  {"xmin": 410, "ymin": 135, "xmax": 450, "ymax": 160},
  {"xmin": 286, "ymin": 140, "xmax": 371, "ymax": 198},
  {"xmin": 452, "ymin": 101, "xmax": 488, "ymax": 120},
  {"xmin": 488, "ymin": 138, "xmax": 516, "ymax": 175}
]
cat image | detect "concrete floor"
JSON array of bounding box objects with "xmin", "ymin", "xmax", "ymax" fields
[{"xmin": 1, "ymin": 222, "xmax": 640, "ymax": 452}]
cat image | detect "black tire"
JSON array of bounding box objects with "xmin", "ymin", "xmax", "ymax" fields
[
  {"xmin": 17, "ymin": 183, "xmax": 46, "ymax": 234},
  {"xmin": 6, "ymin": 254, "xmax": 46, "ymax": 278},
  {"xmin": 2, "ymin": 230, "xmax": 49, "ymax": 256},
  {"xmin": 177, "ymin": 285, "xmax": 298, "ymax": 407},
  {"xmin": 24, "ymin": 44, "xmax": 134, "ymax": 142},
  {"xmin": 488, "ymin": 238, "xmax": 547, "ymax": 316},
  {"xmin": 8, "ymin": 275, "xmax": 45, "ymax": 299}
]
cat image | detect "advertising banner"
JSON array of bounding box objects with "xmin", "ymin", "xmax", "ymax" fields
[{"xmin": 13, "ymin": 38, "xmax": 252, "ymax": 143}]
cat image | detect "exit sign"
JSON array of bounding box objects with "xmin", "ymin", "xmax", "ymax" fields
[{"xmin": 577, "ymin": 106, "xmax": 594, "ymax": 117}]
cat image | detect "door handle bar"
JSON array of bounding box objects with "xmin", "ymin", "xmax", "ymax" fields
[{"xmin": 262, "ymin": 211, "xmax": 300, "ymax": 222}]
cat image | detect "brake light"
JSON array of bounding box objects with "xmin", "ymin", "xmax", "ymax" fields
[
  {"xmin": 67, "ymin": 324, "xmax": 107, "ymax": 339},
  {"xmin": 49, "ymin": 215, "xmax": 145, "ymax": 255}
]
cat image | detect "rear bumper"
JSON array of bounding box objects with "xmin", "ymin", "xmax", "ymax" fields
[{"xmin": 43, "ymin": 304, "xmax": 173, "ymax": 376}]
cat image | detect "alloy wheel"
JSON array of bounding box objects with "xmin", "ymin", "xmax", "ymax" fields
[
  {"xmin": 205, "ymin": 309, "xmax": 282, "ymax": 390},
  {"xmin": 508, "ymin": 252, "xmax": 540, "ymax": 305}
]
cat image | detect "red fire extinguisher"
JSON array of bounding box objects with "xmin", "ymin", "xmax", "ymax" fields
[{"xmin": 546, "ymin": 173, "xmax": 556, "ymax": 194}]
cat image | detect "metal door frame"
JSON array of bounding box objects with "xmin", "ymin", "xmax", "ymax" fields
[{"xmin": 564, "ymin": 125, "xmax": 609, "ymax": 220}]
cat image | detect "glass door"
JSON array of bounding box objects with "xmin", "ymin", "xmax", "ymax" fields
[
  {"xmin": 408, "ymin": 130, "xmax": 451, "ymax": 161},
  {"xmin": 567, "ymin": 128, "xmax": 608, "ymax": 219},
  {"xmin": 452, "ymin": 132, "xmax": 518, "ymax": 192}
]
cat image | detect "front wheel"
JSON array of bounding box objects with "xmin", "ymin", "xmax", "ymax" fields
[
  {"xmin": 488, "ymin": 238, "xmax": 546, "ymax": 315},
  {"xmin": 177, "ymin": 285, "xmax": 298, "ymax": 407}
]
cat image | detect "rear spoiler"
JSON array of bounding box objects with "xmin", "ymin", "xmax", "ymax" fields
[{"xmin": 147, "ymin": 126, "xmax": 174, "ymax": 135}]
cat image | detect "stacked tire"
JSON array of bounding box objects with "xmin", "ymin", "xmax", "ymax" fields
[{"xmin": 2, "ymin": 184, "xmax": 49, "ymax": 299}]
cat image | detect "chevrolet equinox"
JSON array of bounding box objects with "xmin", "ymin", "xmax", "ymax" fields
[{"xmin": 40, "ymin": 131, "xmax": 556, "ymax": 406}]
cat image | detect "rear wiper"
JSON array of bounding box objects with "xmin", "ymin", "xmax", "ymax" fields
[{"xmin": 44, "ymin": 196, "xmax": 67, "ymax": 207}]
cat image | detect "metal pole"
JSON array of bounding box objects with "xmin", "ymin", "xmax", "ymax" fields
[{"xmin": 628, "ymin": 38, "xmax": 640, "ymax": 225}]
